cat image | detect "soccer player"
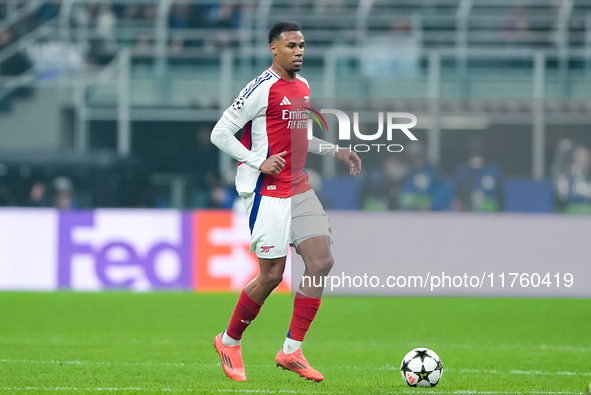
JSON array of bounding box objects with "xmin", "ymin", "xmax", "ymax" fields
[{"xmin": 210, "ymin": 21, "xmax": 361, "ymax": 382}]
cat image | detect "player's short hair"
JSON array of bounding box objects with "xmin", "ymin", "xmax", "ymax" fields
[{"xmin": 268, "ymin": 21, "xmax": 302, "ymax": 44}]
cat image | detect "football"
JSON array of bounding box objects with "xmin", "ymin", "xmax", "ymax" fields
[
  {"xmin": 585, "ymin": 382, "xmax": 591, "ymax": 395},
  {"xmin": 400, "ymin": 348, "xmax": 443, "ymax": 387}
]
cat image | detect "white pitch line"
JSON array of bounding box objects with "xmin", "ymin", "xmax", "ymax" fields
[
  {"xmin": 457, "ymin": 369, "xmax": 591, "ymax": 377},
  {"xmin": 537, "ymin": 345, "xmax": 591, "ymax": 353},
  {"xmin": 417, "ymin": 344, "xmax": 591, "ymax": 353},
  {"xmin": 222, "ymin": 392, "xmax": 582, "ymax": 395},
  {"xmin": 0, "ymin": 359, "xmax": 189, "ymax": 368},
  {"xmin": 2, "ymin": 338, "xmax": 589, "ymax": 353},
  {"xmin": 1, "ymin": 388, "xmax": 583, "ymax": 394},
  {"xmin": 417, "ymin": 392, "xmax": 584, "ymax": 395},
  {"xmin": 2, "ymin": 388, "xmax": 148, "ymax": 392},
  {"xmin": 0, "ymin": 359, "xmax": 274, "ymax": 369},
  {"xmin": 378, "ymin": 365, "xmax": 591, "ymax": 377},
  {"xmin": 0, "ymin": 388, "xmax": 338, "ymax": 394},
  {"xmin": 386, "ymin": 392, "xmax": 582, "ymax": 395},
  {"xmin": 216, "ymin": 390, "xmax": 342, "ymax": 394},
  {"xmin": 2, "ymin": 359, "xmax": 590, "ymax": 378}
]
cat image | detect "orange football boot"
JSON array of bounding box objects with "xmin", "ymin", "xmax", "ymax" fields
[
  {"xmin": 213, "ymin": 333, "xmax": 246, "ymax": 381},
  {"xmin": 275, "ymin": 349, "xmax": 324, "ymax": 382}
]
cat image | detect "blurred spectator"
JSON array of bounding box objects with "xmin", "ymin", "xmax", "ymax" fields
[
  {"xmin": 552, "ymin": 138, "xmax": 574, "ymax": 210},
  {"xmin": 502, "ymin": 5, "xmax": 531, "ymax": 48},
  {"xmin": 169, "ymin": 33, "xmax": 196, "ymax": 66},
  {"xmin": 361, "ymin": 18, "xmax": 419, "ymax": 78},
  {"xmin": 10, "ymin": 6, "xmax": 38, "ymax": 39},
  {"xmin": 70, "ymin": 2, "xmax": 90, "ymax": 33},
  {"xmin": 75, "ymin": 4, "xmax": 117, "ymax": 65},
  {"xmin": 199, "ymin": 3, "xmax": 242, "ymax": 51},
  {"xmin": 38, "ymin": 3, "xmax": 59, "ymax": 23},
  {"xmin": 0, "ymin": 28, "xmax": 33, "ymax": 75},
  {"xmin": 168, "ymin": 34, "xmax": 185, "ymax": 61},
  {"xmin": 170, "ymin": 34, "xmax": 185, "ymax": 53},
  {"xmin": 185, "ymin": 126, "xmax": 223, "ymax": 208},
  {"xmin": 169, "ymin": 2, "xmax": 193, "ymax": 30},
  {"xmin": 94, "ymin": 4, "xmax": 116, "ymax": 45},
  {"xmin": 52, "ymin": 176, "xmax": 77, "ymax": 210},
  {"xmin": 454, "ymin": 138, "xmax": 503, "ymax": 212},
  {"xmin": 552, "ymin": 140, "xmax": 591, "ymax": 214},
  {"xmin": 28, "ymin": 39, "xmax": 85, "ymax": 77},
  {"xmin": 359, "ymin": 156, "xmax": 408, "ymax": 210},
  {"xmin": 210, "ymin": 183, "xmax": 237, "ymax": 209},
  {"xmin": 399, "ymin": 142, "xmax": 442, "ymax": 211},
  {"xmin": 314, "ymin": 0, "xmax": 344, "ymax": 14},
  {"xmin": 133, "ymin": 33, "xmax": 154, "ymax": 65},
  {"xmin": 119, "ymin": 3, "xmax": 142, "ymax": 28},
  {"xmin": 26, "ymin": 181, "xmax": 49, "ymax": 207},
  {"xmin": 0, "ymin": 181, "xmax": 11, "ymax": 206},
  {"xmin": 142, "ymin": 4, "xmax": 158, "ymax": 22},
  {"xmin": 203, "ymin": 4, "xmax": 241, "ymax": 29},
  {"xmin": 136, "ymin": 33, "xmax": 154, "ymax": 53}
]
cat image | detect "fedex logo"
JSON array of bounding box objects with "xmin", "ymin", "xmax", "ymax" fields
[
  {"xmin": 58, "ymin": 211, "xmax": 192, "ymax": 290},
  {"xmin": 55, "ymin": 210, "xmax": 293, "ymax": 292}
]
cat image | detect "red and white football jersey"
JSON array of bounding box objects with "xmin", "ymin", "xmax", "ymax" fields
[{"xmin": 223, "ymin": 67, "xmax": 311, "ymax": 198}]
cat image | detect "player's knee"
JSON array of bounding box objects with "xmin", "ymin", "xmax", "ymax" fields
[
  {"xmin": 310, "ymin": 255, "xmax": 334, "ymax": 276},
  {"xmin": 321, "ymin": 256, "xmax": 334, "ymax": 274},
  {"xmin": 262, "ymin": 272, "xmax": 284, "ymax": 290}
]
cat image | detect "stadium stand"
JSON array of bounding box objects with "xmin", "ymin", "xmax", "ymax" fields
[{"xmin": 1, "ymin": 0, "xmax": 591, "ymax": 211}]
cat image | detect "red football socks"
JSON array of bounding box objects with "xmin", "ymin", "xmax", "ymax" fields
[
  {"xmin": 226, "ymin": 290, "xmax": 263, "ymax": 341},
  {"xmin": 287, "ymin": 292, "xmax": 321, "ymax": 341}
]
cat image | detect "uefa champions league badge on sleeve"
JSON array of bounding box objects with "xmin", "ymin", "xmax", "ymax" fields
[{"xmin": 232, "ymin": 96, "xmax": 245, "ymax": 110}]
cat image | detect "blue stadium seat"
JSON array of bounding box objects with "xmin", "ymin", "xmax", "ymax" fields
[
  {"xmin": 317, "ymin": 177, "xmax": 363, "ymax": 210},
  {"xmin": 432, "ymin": 178, "xmax": 455, "ymax": 211},
  {"xmin": 503, "ymin": 179, "xmax": 555, "ymax": 213}
]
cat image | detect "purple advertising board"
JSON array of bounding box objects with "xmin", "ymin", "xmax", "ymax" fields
[
  {"xmin": 57, "ymin": 210, "xmax": 193, "ymax": 291},
  {"xmin": 1, "ymin": 208, "xmax": 590, "ymax": 296}
]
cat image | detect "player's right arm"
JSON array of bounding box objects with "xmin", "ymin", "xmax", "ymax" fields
[
  {"xmin": 211, "ymin": 74, "xmax": 289, "ymax": 175},
  {"xmin": 210, "ymin": 115, "xmax": 266, "ymax": 170},
  {"xmin": 210, "ymin": 77, "xmax": 270, "ymax": 169},
  {"xmin": 210, "ymin": 117, "xmax": 287, "ymax": 175}
]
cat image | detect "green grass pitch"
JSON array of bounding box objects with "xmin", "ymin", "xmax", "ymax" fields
[{"xmin": 1, "ymin": 293, "xmax": 590, "ymax": 394}]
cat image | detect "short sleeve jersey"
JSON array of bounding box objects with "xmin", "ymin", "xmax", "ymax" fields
[{"xmin": 222, "ymin": 67, "xmax": 311, "ymax": 198}]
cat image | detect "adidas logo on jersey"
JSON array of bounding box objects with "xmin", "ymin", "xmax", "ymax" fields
[{"xmin": 280, "ymin": 96, "xmax": 291, "ymax": 106}]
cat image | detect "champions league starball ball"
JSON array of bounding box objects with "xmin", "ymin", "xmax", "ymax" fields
[{"xmin": 400, "ymin": 348, "xmax": 443, "ymax": 387}]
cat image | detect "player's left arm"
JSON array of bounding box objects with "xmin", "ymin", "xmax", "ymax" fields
[
  {"xmin": 336, "ymin": 149, "xmax": 361, "ymax": 176},
  {"xmin": 308, "ymin": 136, "xmax": 361, "ymax": 176}
]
